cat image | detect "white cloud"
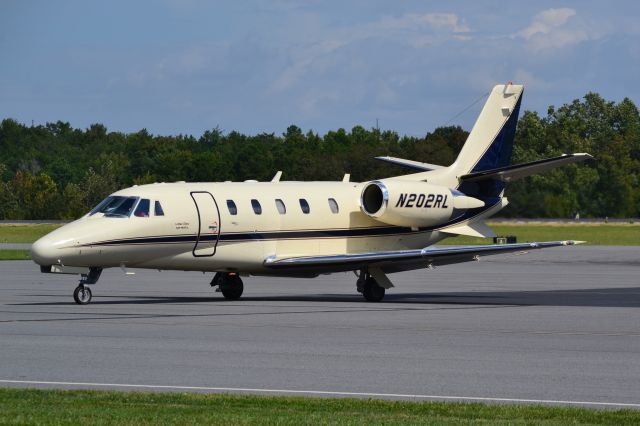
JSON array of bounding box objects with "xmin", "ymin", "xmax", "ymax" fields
[
  {"xmin": 514, "ymin": 8, "xmax": 589, "ymax": 51},
  {"xmin": 516, "ymin": 8, "xmax": 576, "ymax": 40},
  {"xmin": 378, "ymin": 13, "xmax": 470, "ymax": 33},
  {"xmin": 269, "ymin": 12, "xmax": 472, "ymax": 93}
]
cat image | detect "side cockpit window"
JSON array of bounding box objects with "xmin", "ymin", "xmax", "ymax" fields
[
  {"xmin": 134, "ymin": 199, "xmax": 150, "ymax": 217},
  {"xmin": 90, "ymin": 196, "xmax": 139, "ymax": 217},
  {"xmin": 154, "ymin": 201, "xmax": 165, "ymax": 216},
  {"xmin": 89, "ymin": 196, "xmax": 117, "ymax": 216}
]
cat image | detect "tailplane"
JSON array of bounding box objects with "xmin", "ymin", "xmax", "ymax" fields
[{"xmin": 378, "ymin": 83, "xmax": 591, "ymax": 199}]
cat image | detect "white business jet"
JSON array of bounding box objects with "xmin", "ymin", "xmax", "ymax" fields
[{"xmin": 31, "ymin": 84, "xmax": 592, "ymax": 304}]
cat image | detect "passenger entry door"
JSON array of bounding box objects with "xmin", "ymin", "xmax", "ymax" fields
[{"xmin": 190, "ymin": 191, "xmax": 221, "ymax": 257}]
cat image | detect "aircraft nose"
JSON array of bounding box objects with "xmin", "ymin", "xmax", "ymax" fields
[{"xmin": 30, "ymin": 237, "xmax": 58, "ymax": 266}]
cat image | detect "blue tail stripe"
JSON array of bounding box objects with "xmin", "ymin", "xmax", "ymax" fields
[
  {"xmin": 471, "ymin": 94, "xmax": 522, "ymax": 173},
  {"xmin": 459, "ymin": 93, "xmax": 522, "ymax": 199}
]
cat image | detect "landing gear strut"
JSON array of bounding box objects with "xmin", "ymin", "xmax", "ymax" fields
[
  {"xmin": 356, "ymin": 269, "xmax": 385, "ymax": 302},
  {"xmin": 73, "ymin": 267, "xmax": 102, "ymax": 305},
  {"xmin": 211, "ymin": 272, "xmax": 244, "ymax": 300}
]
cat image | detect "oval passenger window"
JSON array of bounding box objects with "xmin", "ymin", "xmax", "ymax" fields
[{"xmin": 251, "ymin": 199, "xmax": 262, "ymax": 215}]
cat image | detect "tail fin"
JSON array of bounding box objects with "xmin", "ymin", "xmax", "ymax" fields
[
  {"xmin": 446, "ymin": 84, "xmax": 523, "ymax": 200},
  {"xmin": 451, "ymin": 84, "xmax": 523, "ymax": 176}
]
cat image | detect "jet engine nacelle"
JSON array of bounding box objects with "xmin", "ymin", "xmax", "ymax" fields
[{"xmin": 360, "ymin": 179, "xmax": 484, "ymax": 228}]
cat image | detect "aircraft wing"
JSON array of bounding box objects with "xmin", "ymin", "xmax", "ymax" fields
[{"xmin": 264, "ymin": 240, "xmax": 583, "ymax": 274}]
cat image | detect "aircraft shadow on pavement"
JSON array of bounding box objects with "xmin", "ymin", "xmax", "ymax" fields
[{"xmin": 14, "ymin": 286, "xmax": 640, "ymax": 308}]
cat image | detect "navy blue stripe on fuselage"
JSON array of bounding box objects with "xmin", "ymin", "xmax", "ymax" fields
[
  {"xmin": 81, "ymin": 199, "xmax": 499, "ymax": 248},
  {"xmin": 84, "ymin": 226, "xmax": 418, "ymax": 247}
]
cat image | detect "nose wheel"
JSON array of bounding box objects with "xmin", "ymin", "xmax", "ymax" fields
[
  {"xmin": 72, "ymin": 267, "xmax": 102, "ymax": 305},
  {"xmin": 73, "ymin": 285, "xmax": 92, "ymax": 305}
]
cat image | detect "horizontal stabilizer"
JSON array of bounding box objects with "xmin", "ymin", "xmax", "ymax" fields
[
  {"xmin": 441, "ymin": 221, "xmax": 496, "ymax": 238},
  {"xmin": 374, "ymin": 156, "xmax": 445, "ymax": 172},
  {"xmin": 460, "ymin": 153, "xmax": 593, "ymax": 183}
]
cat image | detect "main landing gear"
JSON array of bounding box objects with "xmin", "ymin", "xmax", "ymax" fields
[
  {"xmin": 211, "ymin": 272, "xmax": 244, "ymax": 300},
  {"xmin": 356, "ymin": 269, "xmax": 385, "ymax": 302},
  {"xmin": 73, "ymin": 267, "xmax": 102, "ymax": 305}
]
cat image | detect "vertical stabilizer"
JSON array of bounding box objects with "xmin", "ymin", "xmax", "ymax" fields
[{"xmin": 451, "ymin": 84, "xmax": 523, "ymax": 176}]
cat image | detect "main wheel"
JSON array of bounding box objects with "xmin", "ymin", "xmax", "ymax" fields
[
  {"xmin": 220, "ymin": 274, "xmax": 243, "ymax": 300},
  {"xmin": 362, "ymin": 277, "xmax": 385, "ymax": 302},
  {"xmin": 73, "ymin": 285, "xmax": 92, "ymax": 305}
]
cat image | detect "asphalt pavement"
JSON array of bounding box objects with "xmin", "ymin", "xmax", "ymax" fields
[{"xmin": 1, "ymin": 246, "xmax": 639, "ymax": 407}]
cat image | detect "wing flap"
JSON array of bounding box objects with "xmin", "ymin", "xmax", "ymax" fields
[{"xmin": 264, "ymin": 240, "xmax": 583, "ymax": 272}]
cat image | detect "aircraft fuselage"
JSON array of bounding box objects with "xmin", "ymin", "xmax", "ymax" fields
[{"xmin": 31, "ymin": 181, "xmax": 447, "ymax": 276}]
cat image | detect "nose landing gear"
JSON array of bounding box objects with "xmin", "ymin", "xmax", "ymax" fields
[
  {"xmin": 211, "ymin": 272, "xmax": 244, "ymax": 300},
  {"xmin": 73, "ymin": 267, "xmax": 102, "ymax": 305}
]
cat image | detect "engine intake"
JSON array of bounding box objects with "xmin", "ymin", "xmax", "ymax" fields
[
  {"xmin": 360, "ymin": 180, "xmax": 484, "ymax": 228},
  {"xmin": 361, "ymin": 181, "xmax": 387, "ymax": 216}
]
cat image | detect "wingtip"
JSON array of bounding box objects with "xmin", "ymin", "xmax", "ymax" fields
[
  {"xmin": 564, "ymin": 240, "xmax": 587, "ymax": 246},
  {"xmin": 574, "ymin": 153, "xmax": 595, "ymax": 160}
]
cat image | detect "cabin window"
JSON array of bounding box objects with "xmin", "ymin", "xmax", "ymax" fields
[
  {"xmin": 154, "ymin": 201, "xmax": 165, "ymax": 216},
  {"xmin": 226, "ymin": 200, "xmax": 238, "ymax": 215},
  {"xmin": 299, "ymin": 198, "xmax": 310, "ymax": 214},
  {"xmin": 251, "ymin": 199, "xmax": 262, "ymax": 215},
  {"xmin": 275, "ymin": 199, "xmax": 286, "ymax": 214},
  {"xmin": 328, "ymin": 198, "xmax": 339, "ymax": 214},
  {"xmin": 134, "ymin": 199, "xmax": 151, "ymax": 217}
]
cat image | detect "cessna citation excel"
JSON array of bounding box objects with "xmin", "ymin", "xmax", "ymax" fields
[{"xmin": 31, "ymin": 84, "xmax": 592, "ymax": 304}]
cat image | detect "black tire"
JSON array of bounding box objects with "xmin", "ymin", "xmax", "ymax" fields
[
  {"xmin": 73, "ymin": 285, "xmax": 92, "ymax": 305},
  {"xmin": 220, "ymin": 274, "xmax": 243, "ymax": 300},
  {"xmin": 362, "ymin": 277, "xmax": 385, "ymax": 302}
]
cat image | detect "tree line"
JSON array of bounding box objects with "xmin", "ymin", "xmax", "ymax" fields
[{"xmin": 1, "ymin": 92, "xmax": 638, "ymax": 219}]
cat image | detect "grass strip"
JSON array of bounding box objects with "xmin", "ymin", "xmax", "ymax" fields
[
  {"xmin": 0, "ymin": 224, "xmax": 62, "ymax": 243},
  {"xmin": 0, "ymin": 223, "xmax": 639, "ymax": 246},
  {"xmin": 0, "ymin": 388, "xmax": 639, "ymax": 425},
  {"xmin": 440, "ymin": 223, "xmax": 640, "ymax": 246},
  {"xmin": 0, "ymin": 249, "xmax": 31, "ymax": 261}
]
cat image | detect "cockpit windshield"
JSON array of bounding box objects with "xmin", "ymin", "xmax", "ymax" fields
[{"xmin": 89, "ymin": 196, "xmax": 139, "ymax": 217}]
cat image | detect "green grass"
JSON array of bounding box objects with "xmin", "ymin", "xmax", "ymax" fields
[
  {"xmin": 0, "ymin": 224, "xmax": 62, "ymax": 243},
  {"xmin": 440, "ymin": 223, "xmax": 640, "ymax": 246},
  {"xmin": 0, "ymin": 223, "xmax": 638, "ymax": 247},
  {"xmin": 0, "ymin": 249, "xmax": 31, "ymax": 260},
  {"xmin": 0, "ymin": 388, "xmax": 638, "ymax": 425}
]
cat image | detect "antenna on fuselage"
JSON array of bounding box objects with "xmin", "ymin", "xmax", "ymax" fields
[{"xmin": 271, "ymin": 171, "xmax": 282, "ymax": 182}]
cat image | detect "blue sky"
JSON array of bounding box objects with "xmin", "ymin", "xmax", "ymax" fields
[{"xmin": 1, "ymin": 1, "xmax": 639, "ymax": 136}]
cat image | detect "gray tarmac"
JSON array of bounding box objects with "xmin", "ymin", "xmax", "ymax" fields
[
  {"xmin": 1, "ymin": 246, "xmax": 639, "ymax": 407},
  {"xmin": 0, "ymin": 243, "xmax": 31, "ymax": 250}
]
